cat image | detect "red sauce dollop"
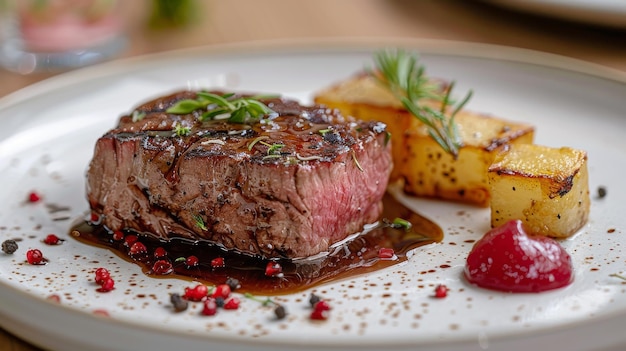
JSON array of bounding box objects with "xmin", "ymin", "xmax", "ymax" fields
[{"xmin": 464, "ymin": 219, "xmax": 573, "ymax": 293}]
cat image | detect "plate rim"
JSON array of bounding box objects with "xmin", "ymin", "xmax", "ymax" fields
[
  {"xmin": 1, "ymin": 37, "xmax": 625, "ymax": 111},
  {"xmin": 1, "ymin": 37, "xmax": 625, "ymax": 351}
]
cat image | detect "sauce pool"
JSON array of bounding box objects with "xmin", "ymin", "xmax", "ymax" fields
[{"xmin": 70, "ymin": 193, "xmax": 442, "ymax": 295}]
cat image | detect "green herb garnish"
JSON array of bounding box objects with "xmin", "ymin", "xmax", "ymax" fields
[
  {"xmin": 392, "ymin": 217, "xmax": 412, "ymax": 231},
  {"xmin": 262, "ymin": 154, "xmax": 283, "ymax": 160},
  {"xmin": 610, "ymin": 273, "xmax": 626, "ymax": 281},
  {"xmin": 166, "ymin": 92, "xmax": 276, "ymax": 124},
  {"xmin": 131, "ymin": 110, "xmax": 146, "ymax": 122},
  {"xmin": 243, "ymin": 292, "xmax": 287, "ymax": 319},
  {"xmin": 247, "ymin": 135, "xmax": 269, "ymax": 151},
  {"xmin": 371, "ymin": 49, "xmax": 472, "ymax": 159},
  {"xmin": 260, "ymin": 141, "xmax": 284, "ymax": 155},
  {"xmin": 192, "ymin": 214, "xmax": 207, "ymax": 230},
  {"xmin": 173, "ymin": 122, "xmax": 191, "ymax": 136},
  {"xmin": 244, "ymin": 292, "xmax": 277, "ymax": 307}
]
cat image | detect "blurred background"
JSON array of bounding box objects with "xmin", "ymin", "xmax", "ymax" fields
[
  {"xmin": 0, "ymin": 0, "xmax": 625, "ymax": 98},
  {"xmin": 0, "ymin": 0, "xmax": 624, "ymax": 349}
]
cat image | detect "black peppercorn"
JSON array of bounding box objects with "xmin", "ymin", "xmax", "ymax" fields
[
  {"xmin": 1, "ymin": 239, "xmax": 18, "ymax": 254},
  {"xmin": 309, "ymin": 293, "xmax": 321, "ymax": 307},
  {"xmin": 225, "ymin": 277, "xmax": 241, "ymax": 291},
  {"xmin": 274, "ymin": 304, "xmax": 287, "ymax": 320},
  {"xmin": 170, "ymin": 293, "xmax": 188, "ymax": 312},
  {"xmin": 215, "ymin": 296, "xmax": 225, "ymax": 308}
]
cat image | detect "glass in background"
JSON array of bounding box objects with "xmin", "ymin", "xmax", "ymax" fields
[{"xmin": 0, "ymin": 0, "xmax": 127, "ymax": 74}]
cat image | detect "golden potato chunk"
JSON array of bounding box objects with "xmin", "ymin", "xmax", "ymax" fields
[
  {"xmin": 488, "ymin": 144, "xmax": 590, "ymax": 237},
  {"xmin": 315, "ymin": 75, "xmax": 534, "ymax": 206},
  {"xmin": 314, "ymin": 74, "xmax": 414, "ymax": 181},
  {"xmin": 403, "ymin": 110, "xmax": 534, "ymax": 206}
]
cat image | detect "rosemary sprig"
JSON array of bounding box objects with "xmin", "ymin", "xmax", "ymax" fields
[
  {"xmin": 371, "ymin": 49, "xmax": 472, "ymax": 159},
  {"xmin": 166, "ymin": 92, "xmax": 277, "ymax": 124}
]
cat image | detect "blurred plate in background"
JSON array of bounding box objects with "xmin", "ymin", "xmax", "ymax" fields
[{"xmin": 484, "ymin": 0, "xmax": 626, "ymax": 28}]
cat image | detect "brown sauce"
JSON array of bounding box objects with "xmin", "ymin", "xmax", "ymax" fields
[{"xmin": 70, "ymin": 193, "xmax": 442, "ymax": 295}]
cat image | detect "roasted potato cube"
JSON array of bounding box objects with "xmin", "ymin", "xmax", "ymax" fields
[
  {"xmin": 314, "ymin": 74, "xmax": 415, "ymax": 180},
  {"xmin": 315, "ymin": 75, "xmax": 534, "ymax": 206},
  {"xmin": 403, "ymin": 110, "xmax": 534, "ymax": 206},
  {"xmin": 488, "ymin": 144, "xmax": 590, "ymax": 237}
]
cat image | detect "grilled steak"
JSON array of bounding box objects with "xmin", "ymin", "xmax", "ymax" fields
[{"xmin": 86, "ymin": 90, "xmax": 392, "ymax": 259}]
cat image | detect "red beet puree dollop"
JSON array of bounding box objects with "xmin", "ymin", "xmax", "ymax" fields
[{"xmin": 464, "ymin": 219, "xmax": 573, "ymax": 293}]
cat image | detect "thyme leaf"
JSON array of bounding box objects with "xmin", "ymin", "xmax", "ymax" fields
[
  {"xmin": 131, "ymin": 110, "xmax": 146, "ymax": 122},
  {"xmin": 371, "ymin": 49, "xmax": 472, "ymax": 159},
  {"xmin": 192, "ymin": 214, "xmax": 207, "ymax": 231},
  {"xmin": 173, "ymin": 122, "xmax": 191, "ymax": 136},
  {"xmin": 261, "ymin": 142, "xmax": 284, "ymax": 155},
  {"xmin": 392, "ymin": 218, "xmax": 412, "ymax": 231},
  {"xmin": 244, "ymin": 292, "xmax": 277, "ymax": 306},
  {"xmin": 262, "ymin": 154, "xmax": 283, "ymax": 160},
  {"xmin": 247, "ymin": 135, "xmax": 270, "ymax": 151},
  {"xmin": 384, "ymin": 131, "xmax": 391, "ymax": 147},
  {"xmin": 243, "ymin": 292, "xmax": 287, "ymax": 320}
]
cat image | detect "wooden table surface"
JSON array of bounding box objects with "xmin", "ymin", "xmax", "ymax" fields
[{"xmin": 0, "ymin": 1, "xmax": 624, "ymax": 350}]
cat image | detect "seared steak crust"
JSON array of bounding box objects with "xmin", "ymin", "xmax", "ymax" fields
[{"xmin": 86, "ymin": 91, "xmax": 392, "ymax": 258}]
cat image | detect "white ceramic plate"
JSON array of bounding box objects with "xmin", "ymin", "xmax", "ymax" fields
[
  {"xmin": 484, "ymin": 0, "xmax": 626, "ymax": 28},
  {"xmin": 0, "ymin": 39, "xmax": 625, "ymax": 351}
]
